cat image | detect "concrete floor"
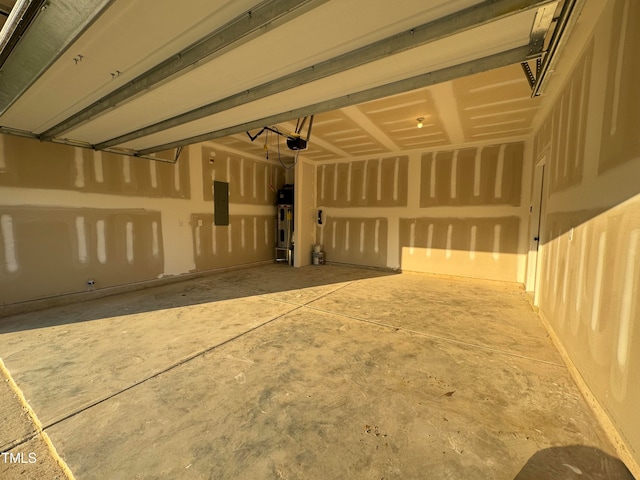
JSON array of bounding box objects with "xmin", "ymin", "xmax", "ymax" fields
[{"xmin": 0, "ymin": 264, "xmax": 634, "ymax": 479}]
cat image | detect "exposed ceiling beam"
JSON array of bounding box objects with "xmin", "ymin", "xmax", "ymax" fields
[
  {"xmin": 41, "ymin": 0, "xmax": 329, "ymax": 140},
  {"xmin": 96, "ymin": 0, "xmax": 556, "ymax": 151},
  {"xmin": 0, "ymin": 0, "xmax": 114, "ymax": 116},
  {"xmin": 428, "ymin": 83, "xmax": 466, "ymax": 145},
  {"xmin": 137, "ymin": 45, "xmax": 536, "ymax": 155},
  {"xmin": 340, "ymin": 106, "xmax": 399, "ymax": 152}
]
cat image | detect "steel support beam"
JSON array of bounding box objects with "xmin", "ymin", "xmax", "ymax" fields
[
  {"xmin": 41, "ymin": 0, "xmax": 328, "ymax": 140},
  {"xmin": 96, "ymin": 0, "xmax": 555, "ymax": 150},
  {"xmin": 0, "ymin": 126, "xmax": 179, "ymax": 163},
  {"xmin": 137, "ymin": 45, "xmax": 536, "ymax": 156},
  {"xmin": 0, "ymin": 0, "xmax": 114, "ymax": 115}
]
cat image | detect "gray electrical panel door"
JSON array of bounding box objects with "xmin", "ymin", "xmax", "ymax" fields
[{"xmin": 213, "ymin": 181, "xmax": 229, "ymax": 226}]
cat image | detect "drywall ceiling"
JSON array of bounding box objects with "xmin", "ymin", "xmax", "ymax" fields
[{"xmin": 0, "ymin": 0, "xmax": 566, "ymax": 161}]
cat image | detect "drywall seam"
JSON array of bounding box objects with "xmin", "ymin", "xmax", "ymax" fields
[
  {"xmin": 308, "ymin": 135, "xmax": 531, "ymax": 165},
  {"xmin": 537, "ymin": 309, "xmax": 640, "ymax": 479},
  {"xmin": 315, "ymin": 205, "xmax": 522, "ymax": 218}
]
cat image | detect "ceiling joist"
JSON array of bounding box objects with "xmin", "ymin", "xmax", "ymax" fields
[
  {"xmin": 40, "ymin": 0, "xmax": 328, "ymax": 140},
  {"xmin": 138, "ymin": 45, "xmax": 535, "ymax": 156},
  {"xmin": 0, "ymin": 0, "xmax": 579, "ymax": 162},
  {"xmin": 94, "ymin": 0, "xmax": 557, "ymax": 152}
]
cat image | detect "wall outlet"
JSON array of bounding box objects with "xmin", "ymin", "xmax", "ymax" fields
[{"xmin": 569, "ymin": 227, "xmax": 574, "ymax": 241}]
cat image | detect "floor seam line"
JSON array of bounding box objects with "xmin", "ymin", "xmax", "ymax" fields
[
  {"xmin": 36, "ymin": 282, "xmax": 360, "ymax": 431},
  {"xmin": 37, "ymin": 304, "xmax": 302, "ymax": 433},
  {"xmin": 301, "ymin": 304, "xmax": 566, "ymax": 368},
  {"xmin": 0, "ymin": 357, "xmax": 76, "ymax": 479},
  {"xmin": 254, "ymin": 279, "xmax": 362, "ymax": 309}
]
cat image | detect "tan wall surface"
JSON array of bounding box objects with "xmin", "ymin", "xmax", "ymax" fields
[
  {"xmin": 0, "ymin": 207, "xmax": 163, "ymax": 304},
  {"xmin": 0, "ymin": 138, "xmax": 281, "ymax": 305},
  {"xmin": 315, "ymin": 144, "xmax": 528, "ymax": 281},
  {"xmin": 317, "ymin": 216, "xmax": 388, "ymax": 268},
  {"xmin": 399, "ymin": 216, "xmax": 520, "ymax": 282},
  {"xmin": 295, "ymin": 159, "xmax": 316, "ymax": 267},
  {"xmin": 0, "ymin": 135, "xmax": 191, "ymax": 198},
  {"xmin": 191, "ymin": 214, "xmax": 275, "ymax": 270},
  {"xmin": 201, "ymin": 146, "xmax": 284, "ymax": 205},
  {"xmin": 316, "ymin": 156, "xmax": 409, "ymax": 207},
  {"xmin": 420, "ymin": 143, "xmax": 523, "ymax": 207},
  {"xmin": 530, "ymin": 0, "xmax": 640, "ymax": 467}
]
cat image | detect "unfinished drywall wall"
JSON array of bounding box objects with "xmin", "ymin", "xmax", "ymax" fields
[
  {"xmin": 0, "ymin": 206, "xmax": 163, "ymax": 304},
  {"xmin": 0, "ymin": 136, "xmax": 284, "ymax": 306},
  {"xmin": 201, "ymin": 146, "xmax": 284, "ymax": 205},
  {"xmin": 318, "ymin": 216, "xmax": 388, "ymax": 268},
  {"xmin": 399, "ymin": 216, "xmax": 520, "ymax": 282},
  {"xmin": 317, "ymin": 156, "xmax": 409, "ymax": 208},
  {"xmin": 196, "ymin": 146, "xmax": 285, "ymax": 271},
  {"xmin": 190, "ymin": 214, "xmax": 275, "ymax": 270},
  {"xmin": 420, "ymin": 144, "xmax": 523, "ymax": 207},
  {"xmin": 403, "ymin": 143, "xmax": 526, "ymax": 281},
  {"xmin": 294, "ymin": 158, "xmax": 316, "ymax": 267},
  {"xmin": 0, "ymin": 135, "xmax": 190, "ymax": 198},
  {"xmin": 530, "ymin": 0, "xmax": 640, "ymax": 468},
  {"xmin": 315, "ymin": 155, "xmax": 408, "ymax": 269},
  {"xmin": 316, "ymin": 144, "xmax": 528, "ymax": 282}
]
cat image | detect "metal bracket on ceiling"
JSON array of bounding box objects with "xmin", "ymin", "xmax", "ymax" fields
[
  {"xmin": 528, "ymin": 0, "xmax": 586, "ymax": 97},
  {"xmin": 521, "ymin": 58, "xmax": 543, "ymax": 89},
  {"xmin": 246, "ymin": 115, "xmax": 314, "ymax": 151}
]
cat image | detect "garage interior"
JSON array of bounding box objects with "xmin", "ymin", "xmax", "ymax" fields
[{"xmin": 0, "ymin": 0, "xmax": 638, "ymax": 478}]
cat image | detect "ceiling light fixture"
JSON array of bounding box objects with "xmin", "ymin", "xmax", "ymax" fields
[{"xmin": 417, "ymin": 117, "xmax": 424, "ymax": 129}]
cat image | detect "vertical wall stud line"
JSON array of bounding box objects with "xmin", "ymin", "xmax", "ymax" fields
[
  {"xmin": 374, "ymin": 219, "xmax": 380, "ymax": 254},
  {"xmin": 76, "ymin": 216, "xmax": 88, "ymax": 264},
  {"xmin": 96, "ymin": 220, "xmax": 107, "ymax": 264},
  {"xmin": 495, "ymin": 145, "xmax": 505, "ymax": 199},
  {"xmin": 409, "ymin": 222, "xmax": 416, "ymax": 255},
  {"xmin": 473, "ymin": 148, "xmax": 482, "ymax": 196},
  {"xmin": 470, "ymin": 225, "xmax": 477, "ymax": 260},
  {"xmin": 377, "ymin": 158, "xmax": 382, "ymax": 201},
  {"xmin": 1, "ymin": 214, "xmax": 18, "ymax": 272},
  {"xmin": 149, "ymin": 160, "xmax": 158, "ymax": 189},
  {"xmin": 74, "ymin": 148, "xmax": 85, "ymax": 188},
  {"xmin": 617, "ymin": 229, "xmax": 639, "ymax": 369},
  {"xmin": 123, "ymin": 156, "xmax": 131, "ymax": 184},
  {"xmin": 429, "ymin": 156, "xmax": 436, "ymax": 198},
  {"xmin": 450, "ymin": 151, "xmax": 458, "ymax": 199},
  {"xmin": 590, "ymin": 232, "xmax": 606, "ymax": 332},
  {"xmin": 492, "ymin": 224, "xmax": 501, "ymax": 261},
  {"xmin": 94, "ymin": 150, "xmax": 104, "ymax": 183},
  {"xmin": 610, "ymin": 0, "xmax": 630, "ymax": 136},
  {"xmin": 393, "ymin": 157, "xmax": 399, "ymax": 202}
]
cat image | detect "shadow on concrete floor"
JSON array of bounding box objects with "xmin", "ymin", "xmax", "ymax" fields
[
  {"xmin": 0, "ymin": 263, "xmax": 395, "ymax": 334},
  {"xmin": 515, "ymin": 445, "xmax": 635, "ymax": 479}
]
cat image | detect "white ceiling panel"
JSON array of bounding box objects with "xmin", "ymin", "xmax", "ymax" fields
[
  {"xmin": 0, "ymin": 0, "xmax": 573, "ymax": 160},
  {"xmin": 60, "ymin": 0, "xmax": 487, "ymax": 143},
  {"xmin": 0, "ymin": 0, "xmax": 260, "ymax": 131},
  {"xmin": 115, "ymin": 10, "xmax": 536, "ymax": 151}
]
